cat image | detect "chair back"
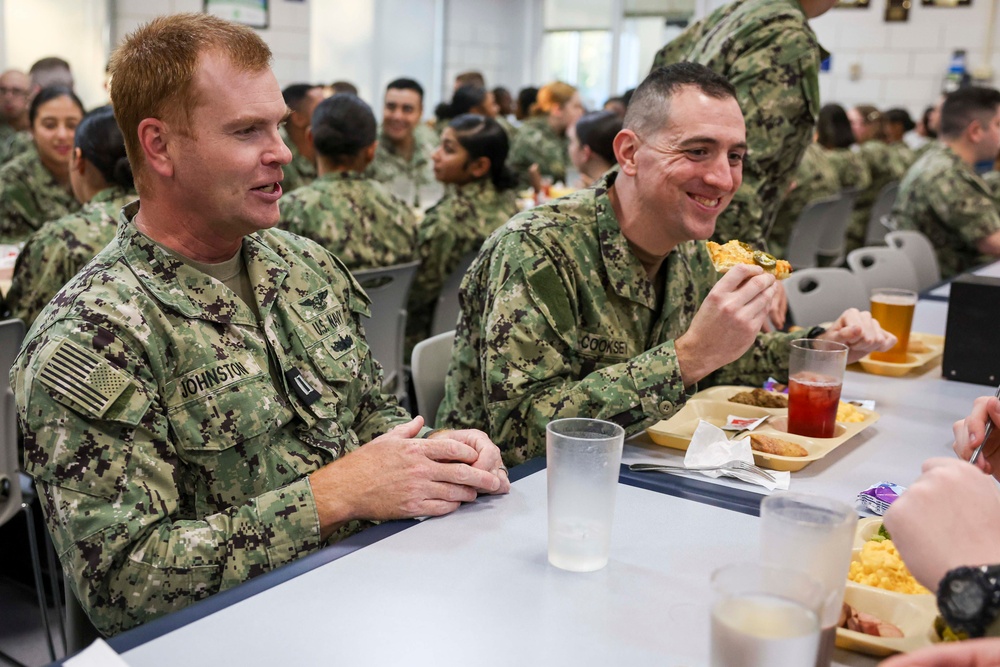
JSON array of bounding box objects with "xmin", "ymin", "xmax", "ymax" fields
[
  {"xmin": 864, "ymin": 181, "xmax": 900, "ymax": 246},
  {"xmin": 410, "ymin": 330, "xmax": 455, "ymax": 427},
  {"xmin": 785, "ymin": 194, "xmax": 841, "ymax": 270},
  {"xmin": 0, "ymin": 318, "xmax": 26, "ymax": 528},
  {"xmin": 352, "ymin": 260, "xmax": 421, "ymax": 400},
  {"xmin": 885, "ymin": 230, "xmax": 942, "ymax": 292},
  {"xmin": 815, "ymin": 189, "xmax": 860, "ymax": 267},
  {"xmin": 431, "ymin": 250, "xmax": 478, "ymax": 336},
  {"xmin": 846, "ymin": 246, "xmax": 920, "ymax": 293},
  {"xmin": 784, "ymin": 268, "xmax": 869, "ymax": 327}
]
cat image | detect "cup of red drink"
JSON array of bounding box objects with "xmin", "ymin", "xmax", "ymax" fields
[{"xmin": 787, "ymin": 339, "xmax": 848, "ymax": 439}]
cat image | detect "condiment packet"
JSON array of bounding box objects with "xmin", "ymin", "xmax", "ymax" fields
[
  {"xmin": 857, "ymin": 482, "xmax": 906, "ymax": 516},
  {"xmin": 722, "ymin": 414, "xmax": 769, "ymax": 432},
  {"xmin": 684, "ymin": 420, "xmax": 790, "ymax": 491},
  {"xmin": 763, "ymin": 377, "xmax": 787, "ymax": 394}
]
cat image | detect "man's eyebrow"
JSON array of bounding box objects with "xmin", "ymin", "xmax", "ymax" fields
[
  {"xmin": 678, "ymin": 136, "xmax": 748, "ymax": 151},
  {"xmin": 223, "ymin": 111, "xmax": 291, "ymax": 131}
]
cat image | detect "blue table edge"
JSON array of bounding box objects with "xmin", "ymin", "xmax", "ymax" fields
[{"xmin": 51, "ymin": 458, "xmax": 761, "ymax": 663}]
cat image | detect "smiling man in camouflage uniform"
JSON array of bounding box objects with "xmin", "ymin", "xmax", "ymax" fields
[
  {"xmin": 651, "ymin": 0, "xmax": 834, "ymax": 251},
  {"xmin": 437, "ymin": 63, "xmax": 894, "ymax": 466},
  {"xmin": 11, "ymin": 13, "xmax": 507, "ymax": 636}
]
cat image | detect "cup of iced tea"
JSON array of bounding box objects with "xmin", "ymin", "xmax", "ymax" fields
[
  {"xmin": 787, "ymin": 339, "xmax": 848, "ymax": 438},
  {"xmin": 868, "ymin": 288, "xmax": 917, "ymax": 363}
]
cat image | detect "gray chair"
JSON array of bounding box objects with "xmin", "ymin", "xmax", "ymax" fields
[
  {"xmin": 816, "ymin": 188, "xmax": 860, "ymax": 267},
  {"xmin": 430, "ymin": 250, "xmax": 477, "ymax": 337},
  {"xmin": 785, "ymin": 194, "xmax": 842, "ymax": 270},
  {"xmin": 864, "ymin": 181, "xmax": 900, "ymax": 246},
  {"xmin": 353, "ymin": 260, "xmax": 421, "ymax": 401},
  {"xmin": 846, "ymin": 246, "xmax": 920, "ymax": 293},
  {"xmin": 0, "ymin": 318, "xmax": 65, "ymax": 664},
  {"xmin": 410, "ymin": 330, "xmax": 455, "ymax": 427},
  {"xmin": 885, "ymin": 230, "xmax": 942, "ymax": 292},
  {"xmin": 783, "ymin": 268, "xmax": 869, "ymax": 327}
]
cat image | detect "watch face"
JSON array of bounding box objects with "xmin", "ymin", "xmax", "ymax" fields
[{"xmin": 947, "ymin": 577, "xmax": 987, "ymax": 620}]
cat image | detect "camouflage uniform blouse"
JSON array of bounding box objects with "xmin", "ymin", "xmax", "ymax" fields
[
  {"xmin": 11, "ymin": 203, "xmax": 411, "ymax": 634},
  {"xmin": 437, "ymin": 171, "xmax": 800, "ymax": 466},
  {"xmin": 365, "ymin": 123, "xmax": 438, "ymax": 206},
  {"xmin": 279, "ymin": 126, "xmax": 317, "ymax": 194},
  {"xmin": 0, "ymin": 129, "xmax": 33, "ymax": 165},
  {"xmin": 507, "ymin": 116, "xmax": 569, "ymax": 187},
  {"xmin": 847, "ymin": 140, "xmax": 911, "ymax": 252},
  {"xmin": 982, "ymin": 170, "xmax": 1000, "ymax": 201},
  {"xmin": 893, "ymin": 143, "xmax": 1000, "ymax": 279},
  {"xmin": 404, "ymin": 179, "xmax": 518, "ymax": 356},
  {"xmin": 279, "ymin": 171, "xmax": 418, "ymax": 272},
  {"xmin": 768, "ymin": 143, "xmax": 840, "ymax": 257},
  {"xmin": 826, "ymin": 147, "xmax": 872, "ymax": 192},
  {"xmin": 0, "ymin": 147, "xmax": 80, "ymax": 243},
  {"xmin": 652, "ymin": 0, "xmax": 825, "ymax": 250},
  {"xmin": 6, "ymin": 186, "xmax": 135, "ymax": 328}
]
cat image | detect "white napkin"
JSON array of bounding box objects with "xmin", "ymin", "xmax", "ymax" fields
[
  {"xmin": 683, "ymin": 420, "xmax": 790, "ymax": 491},
  {"xmin": 65, "ymin": 639, "xmax": 132, "ymax": 666}
]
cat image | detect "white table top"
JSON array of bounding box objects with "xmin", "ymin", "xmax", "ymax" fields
[{"xmin": 117, "ymin": 470, "xmax": 874, "ymax": 667}]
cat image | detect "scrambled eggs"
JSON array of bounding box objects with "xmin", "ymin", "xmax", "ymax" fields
[
  {"xmin": 848, "ymin": 540, "xmax": 930, "ymax": 595},
  {"xmin": 837, "ymin": 402, "xmax": 866, "ymax": 423}
]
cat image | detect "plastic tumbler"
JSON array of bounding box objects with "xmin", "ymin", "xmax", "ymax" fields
[{"xmin": 787, "ymin": 339, "xmax": 848, "ymax": 438}]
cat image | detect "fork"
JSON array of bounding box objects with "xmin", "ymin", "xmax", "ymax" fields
[{"xmin": 629, "ymin": 460, "xmax": 777, "ymax": 484}]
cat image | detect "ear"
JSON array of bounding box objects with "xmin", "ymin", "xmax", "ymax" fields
[
  {"xmin": 70, "ymin": 147, "xmax": 86, "ymax": 176},
  {"xmin": 580, "ymin": 145, "xmax": 594, "ymax": 164},
  {"xmin": 467, "ymin": 156, "xmax": 490, "ymax": 179},
  {"xmin": 614, "ymin": 129, "xmax": 639, "ymax": 176},
  {"xmin": 363, "ymin": 142, "xmax": 377, "ymax": 166},
  {"xmin": 137, "ymin": 117, "xmax": 173, "ymax": 178},
  {"xmin": 968, "ymin": 118, "xmax": 985, "ymax": 144}
]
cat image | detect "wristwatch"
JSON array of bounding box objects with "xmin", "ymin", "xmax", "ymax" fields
[
  {"xmin": 937, "ymin": 564, "xmax": 1000, "ymax": 637},
  {"xmin": 805, "ymin": 325, "xmax": 826, "ymax": 339}
]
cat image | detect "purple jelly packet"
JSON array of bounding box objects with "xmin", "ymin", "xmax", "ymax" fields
[
  {"xmin": 857, "ymin": 482, "xmax": 906, "ymax": 516},
  {"xmin": 763, "ymin": 377, "xmax": 788, "ymax": 394}
]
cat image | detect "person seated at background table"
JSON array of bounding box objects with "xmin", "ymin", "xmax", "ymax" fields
[
  {"xmin": 404, "ymin": 114, "xmax": 520, "ymax": 360},
  {"xmin": 893, "ymin": 86, "xmax": 1000, "ymax": 279},
  {"xmin": 12, "ymin": 13, "xmax": 508, "ymax": 637},
  {"xmin": 5, "ymin": 106, "xmax": 137, "ymax": 328},
  {"xmin": 280, "ymin": 93, "xmax": 417, "ymax": 271},
  {"xmin": 846, "ymin": 104, "xmax": 911, "ymax": 253},
  {"xmin": 436, "ymin": 62, "xmax": 894, "ymax": 466},
  {"xmin": 507, "ymin": 81, "xmax": 584, "ymax": 189},
  {"xmin": 878, "ymin": 397, "xmax": 1000, "ymax": 665},
  {"xmin": 815, "ymin": 103, "xmax": 871, "ymax": 193},
  {"xmin": 0, "ymin": 85, "xmax": 84, "ymax": 243},
  {"xmin": 912, "ymin": 99, "xmax": 943, "ymax": 161},
  {"xmin": 0, "ymin": 69, "xmax": 31, "ymax": 162},
  {"xmin": 365, "ymin": 77, "xmax": 438, "ymax": 206},
  {"xmin": 433, "ymin": 84, "xmax": 499, "ymax": 135},
  {"xmin": 279, "ymin": 83, "xmax": 325, "ymax": 194},
  {"xmin": 767, "ymin": 140, "xmax": 840, "ymax": 258},
  {"xmin": 515, "ymin": 86, "xmax": 538, "ymax": 122},
  {"xmin": 0, "ymin": 58, "xmax": 77, "ymax": 164},
  {"xmin": 567, "ymin": 110, "xmax": 621, "ymax": 188},
  {"xmin": 884, "ymin": 108, "xmax": 917, "ymax": 162}
]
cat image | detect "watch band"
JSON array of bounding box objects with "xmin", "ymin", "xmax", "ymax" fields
[
  {"xmin": 938, "ymin": 564, "xmax": 1000, "ymax": 637},
  {"xmin": 805, "ymin": 325, "xmax": 826, "ymax": 339}
]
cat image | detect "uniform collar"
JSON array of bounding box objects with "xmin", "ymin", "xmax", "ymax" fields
[
  {"xmin": 317, "ymin": 170, "xmax": 367, "ymax": 183},
  {"xmin": 89, "ymin": 184, "xmax": 134, "ymax": 205},
  {"xmin": 594, "ymin": 170, "xmax": 659, "ymax": 310},
  {"xmin": 117, "ymin": 201, "xmax": 290, "ymax": 325}
]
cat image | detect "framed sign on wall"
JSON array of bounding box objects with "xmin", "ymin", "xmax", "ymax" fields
[{"xmin": 204, "ymin": 0, "xmax": 269, "ymax": 29}]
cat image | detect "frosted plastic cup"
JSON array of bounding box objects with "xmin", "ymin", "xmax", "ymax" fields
[
  {"xmin": 760, "ymin": 493, "xmax": 856, "ymax": 667},
  {"xmin": 787, "ymin": 339, "xmax": 848, "ymax": 438},
  {"xmin": 869, "ymin": 288, "xmax": 917, "ymax": 363},
  {"xmin": 710, "ymin": 562, "xmax": 823, "ymax": 667},
  {"xmin": 546, "ymin": 418, "xmax": 625, "ymax": 572}
]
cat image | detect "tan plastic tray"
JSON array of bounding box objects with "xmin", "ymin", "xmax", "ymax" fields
[
  {"xmin": 644, "ymin": 385, "xmax": 879, "ymax": 472},
  {"xmin": 855, "ymin": 333, "xmax": 945, "ymax": 377},
  {"xmin": 837, "ymin": 517, "xmax": 939, "ymax": 657}
]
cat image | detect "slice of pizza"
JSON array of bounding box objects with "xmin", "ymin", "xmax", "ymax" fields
[{"xmin": 706, "ymin": 240, "xmax": 792, "ymax": 279}]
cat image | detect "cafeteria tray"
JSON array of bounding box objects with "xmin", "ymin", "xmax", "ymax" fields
[
  {"xmin": 837, "ymin": 518, "xmax": 939, "ymax": 657},
  {"xmin": 855, "ymin": 333, "xmax": 945, "ymax": 377},
  {"xmin": 645, "ymin": 385, "xmax": 879, "ymax": 472}
]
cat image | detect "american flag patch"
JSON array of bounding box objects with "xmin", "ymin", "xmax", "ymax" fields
[{"xmin": 39, "ymin": 340, "xmax": 131, "ymax": 418}]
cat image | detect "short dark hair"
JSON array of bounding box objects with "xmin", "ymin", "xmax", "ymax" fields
[
  {"xmin": 330, "ymin": 80, "xmax": 358, "ymax": 96},
  {"xmin": 516, "ymin": 87, "xmax": 538, "ymax": 119},
  {"xmin": 574, "ymin": 110, "xmax": 622, "ymax": 165},
  {"xmin": 816, "ymin": 103, "xmax": 856, "ymax": 149},
  {"xmin": 29, "ymin": 56, "xmax": 72, "ymax": 89},
  {"xmin": 455, "ymin": 71, "xmax": 485, "ymax": 88},
  {"xmin": 75, "ymin": 105, "xmax": 134, "ymax": 191},
  {"xmin": 311, "ymin": 93, "xmax": 377, "ymax": 166},
  {"xmin": 29, "ymin": 85, "xmax": 85, "ymax": 126},
  {"xmin": 921, "ymin": 105, "xmax": 938, "ymax": 139},
  {"xmin": 447, "ymin": 85, "xmax": 487, "ymax": 118},
  {"xmin": 386, "ymin": 77, "xmax": 423, "ymax": 101},
  {"xmin": 448, "ymin": 114, "xmax": 517, "ymax": 191},
  {"xmin": 884, "ymin": 108, "xmax": 915, "ymax": 133},
  {"xmin": 282, "ymin": 83, "xmax": 319, "ymax": 113},
  {"xmin": 624, "ymin": 63, "xmax": 738, "ymax": 138},
  {"xmin": 940, "ymin": 86, "xmax": 1000, "ymax": 140}
]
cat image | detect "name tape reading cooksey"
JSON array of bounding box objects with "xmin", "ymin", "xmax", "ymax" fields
[{"xmin": 579, "ymin": 333, "xmax": 629, "ymax": 358}]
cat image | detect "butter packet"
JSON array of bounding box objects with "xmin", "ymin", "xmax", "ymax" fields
[{"xmin": 858, "ymin": 482, "xmax": 906, "ymax": 516}]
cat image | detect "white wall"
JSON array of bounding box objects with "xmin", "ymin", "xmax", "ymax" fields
[{"xmin": 113, "ymin": 0, "xmax": 311, "ymax": 90}]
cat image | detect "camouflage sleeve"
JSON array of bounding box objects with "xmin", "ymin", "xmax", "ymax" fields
[
  {"xmin": 6, "ymin": 229, "xmax": 71, "ymax": 328},
  {"xmin": 507, "ymin": 129, "xmax": 537, "ymax": 189},
  {"xmin": 0, "ymin": 177, "xmax": 36, "ymax": 242},
  {"xmin": 927, "ymin": 174, "xmax": 1000, "ymax": 246},
  {"xmin": 13, "ymin": 320, "xmax": 324, "ymax": 635},
  {"xmin": 478, "ymin": 235, "xmax": 692, "ymax": 465}
]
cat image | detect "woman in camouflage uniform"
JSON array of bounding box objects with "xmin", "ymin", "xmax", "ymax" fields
[
  {"xmin": 0, "ymin": 85, "xmax": 84, "ymax": 242},
  {"xmin": 280, "ymin": 94, "xmax": 417, "ymax": 272},
  {"xmin": 7, "ymin": 106, "xmax": 137, "ymax": 327},
  {"xmin": 405, "ymin": 114, "xmax": 519, "ymax": 359},
  {"xmin": 567, "ymin": 110, "xmax": 621, "ymax": 188},
  {"xmin": 507, "ymin": 81, "xmax": 584, "ymax": 189}
]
